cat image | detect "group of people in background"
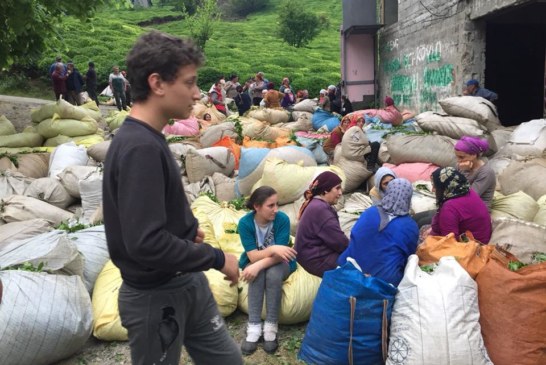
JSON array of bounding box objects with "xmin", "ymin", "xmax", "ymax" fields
[{"xmin": 49, "ymin": 56, "xmax": 131, "ymax": 111}]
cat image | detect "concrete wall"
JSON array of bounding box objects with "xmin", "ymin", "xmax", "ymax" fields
[{"xmin": 376, "ymin": 0, "xmax": 532, "ymax": 112}]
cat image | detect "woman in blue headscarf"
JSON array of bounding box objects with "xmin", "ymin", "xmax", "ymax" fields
[
  {"xmin": 369, "ymin": 166, "xmax": 398, "ymax": 204},
  {"xmin": 338, "ymin": 178, "xmax": 418, "ymax": 287}
]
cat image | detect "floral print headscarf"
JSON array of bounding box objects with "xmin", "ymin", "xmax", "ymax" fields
[{"xmin": 431, "ymin": 167, "xmax": 470, "ymax": 206}]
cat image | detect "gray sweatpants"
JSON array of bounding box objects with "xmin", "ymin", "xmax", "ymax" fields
[
  {"xmin": 247, "ymin": 262, "xmax": 290, "ymax": 324},
  {"xmin": 118, "ymin": 272, "xmax": 243, "ymax": 365}
]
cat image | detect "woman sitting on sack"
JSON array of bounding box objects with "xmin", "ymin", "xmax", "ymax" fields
[
  {"xmin": 295, "ymin": 171, "xmax": 348, "ymax": 278},
  {"xmin": 428, "ymin": 167, "xmax": 492, "ymax": 243},
  {"xmin": 238, "ymin": 186, "xmax": 297, "ymax": 355},
  {"xmin": 322, "ymin": 116, "xmax": 350, "ymax": 156},
  {"xmin": 338, "ymin": 178, "xmax": 418, "ymax": 287}
]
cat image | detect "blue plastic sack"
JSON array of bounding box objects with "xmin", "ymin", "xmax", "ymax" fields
[
  {"xmin": 312, "ymin": 109, "xmax": 340, "ymax": 131},
  {"xmin": 237, "ymin": 147, "xmax": 270, "ymax": 179},
  {"xmin": 295, "ymin": 136, "xmax": 329, "ymax": 165},
  {"xmin": 299, "ymin": 260, "xmax": 397, "ymax": 365}
]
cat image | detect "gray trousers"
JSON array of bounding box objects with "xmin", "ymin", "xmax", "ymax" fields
[
  {"xmin": 248, "ymin": 262, "xmax": 290, "ymax": 324},
  {"xmin": 118, "ymin": 272, "xmax": 243, "ymax": 365}
]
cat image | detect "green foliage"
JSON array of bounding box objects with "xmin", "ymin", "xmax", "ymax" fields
[
  {"xmin": 3, "ymin": 261, "xmax": 45, "ymax": 272},
  {"xmin": 508, "ymin": 260, "xmax": 527, "ymax": 272},
  {"xmin": 420, "ymin": 264, "xmax": 437, "ymax": 273},
  {"xmin": 227, "ymin": 0, "xmax": 269, "ymax": 17},
  {"xmin": 531, "ymin": 252, "xmax": 546, "ymax": 264},
  {"xmin": 0, "ymin": 0, "xmax": 131, "ymax": 69},
  {"xmin": 56, "ymin": 220, "xmax": 93, "ymax": 233},
  {"xmin": 277, "ymin": 0, "xmax": 328, "ymax": 48},
  {"xmin": 155, "ymin": 0, "xmax": 199, "ymax": 13},
  {"xmin": 181, "ymin": 0, "xmax": 220, "ymax": 50}
]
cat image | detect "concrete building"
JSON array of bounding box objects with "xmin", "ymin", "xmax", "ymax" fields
[{"xmin": 341, "ymin": 0, "xmax": 546, "ymax": 126}]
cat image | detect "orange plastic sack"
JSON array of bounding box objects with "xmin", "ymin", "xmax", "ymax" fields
[
  {"xmin": 476, "ymin": 248, "xmax": 546, "ymax": 365},
  {"xmin": 213, "ymin": 135, "xmax": 241, "ymax": 169},
  {"xmin": 416, "ymin": 232, "xmax": 494, "ymax": 278},
  {"xmin": 274, "ymin": 136, "xmax": 297, "ymax": 148},
  {"xmin": 242, "ymin": 136, "xmax": 271, "ymax": 149}
]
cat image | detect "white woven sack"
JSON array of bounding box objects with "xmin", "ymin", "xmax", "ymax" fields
[
  {"xmin": 68, "ymin": 225, "xmax": 109, "ymax": 293},
  {"xmin": 293, "ymin": 99, "xmax": 318, "ymax": 113},
  {"xmin": 438, "ymin": 96, "xmax": 501, "ymax": 132},
  {"xmin": 0, "ymin": 219, "xmax": 51, "ymax": 245},
  {"xmin": 211, "ymin": 172, "xmax": 236, "ymax": 202},
  {"xmin": 378, "ymin": 142, "xmax": 391, "ymax": 164},
  {"xmin": 0, "ymin": 171, "xmax": 33, "ymax": 200},
  {"xmin": 79, "ymin": 176, "xmax": 103, "ymax": 223},
  {"xmin": 168, "ymin": 143, "xmax": 196, "ymax": 175},
  {"xmin": 0, "ymin": 230, "xmax": 84, "ymax": 276},
  {"xmin": 185, "ymin": 147, "xmax": 235, "ymax": 183},
  {"xmin": 0, "ymin": 195, "xmax": 73, "ymax": 225},
  {"xmin": 0, "ymin": 271, "xmax": 92, "ymax": 365},
  {"xmin": 87, "ymin": 140, "xmax": 111, "ymax": 162},
  {"xmin": 333, "ymin": 145, "xmax": 372, "ymax": 193},
  {"xmin": 490, "ymin": 128, "xmax": 514, "ymax": 151},
  {"xmin": 291, "ymin": 111, "xmax": 313, "ymax": 122},
  {"xmin": 199, "ymin": 122, "xmax": 237, "ymax": 147},
  {"xmin": 415, "ymin": 111, "xmax": 487, "ymax": 139},
  {"xmin": 386, "ymin": 255, "xmax": 493, "ymax": 365},
  {"xmin": 280, "ymin": 115, "xmax": 313, "ymax": 132},
  {"xmin": 498, "ymin": 158, "xmax": 546, "ymax": 200},
  {"xmin": 57, "ymin": 165, "xmax": 102, "ymax": 198},
  {"xmin": 24, "ymin": 177, "xmax": 74, "ymax": 209},
  {"xmin": 182, "ymin": 175, "xmax": 215, "ymax": 205},
  {"xmin": 498, "ymin": 119, "xmax": 546, "ymax": 160},
  {"xmin": 490, "ymin": 217, "xmax": 546, "ymax": 263},
  {"xmin": 48, "ymin": 141, "xmax": 89, "ymax": 178},
  {"xmin": 341, "ymin": 126, "xmax": 371, "ymax": 161},
  {"xmin": 386, "ymin": 134, "xmax": 457, "ymax": 167}
]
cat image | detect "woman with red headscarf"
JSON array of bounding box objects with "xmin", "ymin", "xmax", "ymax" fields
[{"xmin": 295, "ymin": 171, "xmax": 349, "ymax": 277}]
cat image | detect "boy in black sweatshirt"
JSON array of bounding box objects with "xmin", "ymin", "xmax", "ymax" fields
[{"xmin": 102, "ymin": 31, "xmax": 243, "ymax": 365}]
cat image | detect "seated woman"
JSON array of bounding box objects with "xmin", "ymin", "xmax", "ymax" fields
[
  {"xmin": 369, "ymin": 166, "xmax": 398, "ymax": 204},
  {"xmin": 429, "ymin": 167, "xmax": 492, "ymax": 243},
  {"xmin": 295, "ymin": 171, "xmax": 348, "ymax": 277},
  {"xmin": 454, "ymin": 136, "xmax": 496, "ymax": 208},
  {"xmin": 338, "ymin": 178, "xmax": 418, "ymax": 287},
  {"xmin": 322, "ymin": 116, "xmax": 350, "ymax": 156},
  {"xmin": 238, "ymin": 186, "xmax": 297, "ymax": 355}
]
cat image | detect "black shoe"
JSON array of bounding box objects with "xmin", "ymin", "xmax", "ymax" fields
[
  {"xmin": 241, "ymin": 339, "xmax": 259, "ymax": 355},
  {"xmin": 263, "ymin": 338, "xmax": 278, "ymax": 354}
]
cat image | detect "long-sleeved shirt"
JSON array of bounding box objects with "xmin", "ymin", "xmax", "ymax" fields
[
  {"xmin": 323, "ymin": 126, "xmax": 344, "ymax": 155},
  {"xmin": 462, "ymin": 162, "xmax": 496, "ymax": 209},
  {"xmin": 338, "ymin": 206, "xmax": 418, "ymax": 287},
  {"xmin": 295, "ymin": 197, "xmax": 349, "ymax": 277},
  {"xmin": 472, "ymin": 87, "xmax": 498, "ymax": 102},
  {"xmin": 103, "ymin": 117, "xmax": 225, "ymax": 289},
  {"xmin": 430, "ymin": 189, "xmax": 492, "ymax": 243}
]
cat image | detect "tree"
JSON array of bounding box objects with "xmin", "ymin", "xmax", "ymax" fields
[
  {"xmin": 182, "ymin": 0, "xmax": 220, "ymax": 50},
  {"xmin": 277, "ymin": 1, "xmax": 328, "ymax": 48},
  {"xmin": 0, "ymin": 0, "xmax": 120, "ymax": 69}
]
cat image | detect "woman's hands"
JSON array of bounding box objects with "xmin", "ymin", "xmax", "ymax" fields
[
  {"xmin": 270, "ymin": 245, "xmax": 297, "ymax": 263},
  {"xmin": 241, "ymin": 262, "xmax": 262, "ymax": 283},
  {"xmin": 457, "ymin": 160, "xmax": 473, "ymax": 171}
]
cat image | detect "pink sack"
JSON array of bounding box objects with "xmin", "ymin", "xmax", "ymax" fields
[
  {"xmin": 383, "ymin": 162, "xmax": 439, "ymax": 182},
  {"xmin": 163, "ymin": 116, "xmax": 200, "ymax": 136},
  {"xmin": 375, "ymin": 106, "xmax": 403, "ymax": 125}
]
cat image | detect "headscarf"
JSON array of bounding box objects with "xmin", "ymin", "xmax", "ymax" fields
[
  {"xmin": 466, "ymin": 79, "xmax": 479, "ymax": 87},
  {"xmin": 454, "ymin": 136, "xmax": 489, "ymax": 156},
  {"xmin": 385, "ymin": 96, "xmax": 395, "ymax": 106},
  {"xmin": 298, "ymin": 171, "xmax": 342, "ymax": 218},
  {"xmin": 374, "ymin": 167, "xmax": 398, "ymax": 198},
  {"xmin": 431, "ymin": 167, "xmax": 470, "ymax": 206},
  {"xmin": 377, "ymin": 178, "xmax": 413, "ymax": 231}
]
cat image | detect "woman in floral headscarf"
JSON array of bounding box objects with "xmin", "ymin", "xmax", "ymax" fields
[
  {"xmin": 338, "ymin": 178, "xmax": 418, "ymax": 287},
  {"xmin": 429, "ymin": 167, "xmax": 491, "ymax": 243}
]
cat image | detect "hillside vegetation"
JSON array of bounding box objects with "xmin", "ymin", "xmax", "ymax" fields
[{"xmin": 5, "ymin": 1, "xmax": 342, "ymax": 99}]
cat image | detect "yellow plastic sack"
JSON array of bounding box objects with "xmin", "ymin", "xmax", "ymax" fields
[
  {"xmin": 218, "ymin": 229, "xmax": 245, "ymax": 257},
  {"xmin": 191, "ymin": 195, "xmax": 246, "ymax": 240},
  {"xmin": 37, "ymin": 114, "xmax": 98, "ymax": 139},
  {"xmin": 203, "ymin": 269, "xmax": 239, "ymax": 317},
  {"xmin": 105, "ymin": 110, "xmax": 129, "ymax": 131},
  {"xmin": 0, "ymin": 131, "xmax": 43, "ymax": 148},
  {"xmin": 534, "ymin": 195, "xmax": 546, "ymax": 226},
  {"xmin": 92, "ymin": 261, "xmax": 128, "ymax": 341},
  {"xmin": 491, "ymin": 191, "xmax": 539, "ymax": 222},
  {"xmin": 193, "ymin": 210, "xmax": 220, "ymax": 249},
  {"xmin": 0, "ymin": 115, "xmax": 16, "ymax": 136},
  {"xmin": 238, "ymin": 264, "xmax": 322, "ymax": 325}
]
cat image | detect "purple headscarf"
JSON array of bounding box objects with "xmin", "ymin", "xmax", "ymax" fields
[{"xmin": 455, "ymin": 136, "xmax": 489, "ymax": 155}]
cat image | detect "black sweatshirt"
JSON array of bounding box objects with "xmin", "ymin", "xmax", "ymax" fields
[{"xmin": 103, "ymin": 117, "xmax": 225, "ymax": 289}]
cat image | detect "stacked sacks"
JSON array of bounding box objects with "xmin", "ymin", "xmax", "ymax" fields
[
  {"xmin": 385, "ymin": 134, "xmax": 457, "ymax": 167},
  {"xmin": 86, "ymin": 140, "xmax": 111, "ymax": 163},
  {"xmin": 242, "ymin": 119, "xmax": 290, "ymax": 141},
  {"xmin": 105, "ymin": 110, "xmax": 129, "ymax": 131},
  {"xmin": 0, "ymin": 171, "xmax": 32, "ymax": 200},
  {"xmin": 200, "ymin": 122, "xmax": 238, "ymax": 148},
  {"xmin": 333, "ymin": 126, "xmax": 373, "ymax": 192},
  {"xmin": 0, "ymin": 151, "xmax": 50, "ymax": 178},
  {"xmin": 498, "ymin": 159, "xmax": 546, "ymax": 200},
  {"xmin": 182, "ymin": 176, "xmax": 216, "ymax": 204},
  {"xmin": 381, "ymin": 162, "xmax": 439, "ymax": 183},
  {"xmin": 534, "ymin": 195, "xmax": 546, "ymax": 226},
  {"xmin": 0, "ymin": 218, "xmax": 52, "ymax": 244},
  {"xmin": 48, "ymin": 142, "xmax": 89, "ymax": 178},
  {"xmin": 237, "ymin": 146, "xmax": 316, "ymax": 197},
  {"xmin": 0, "ymin": 195, "xmax": 73, "ymax": 225},
  {"xmin": 24, "ymin": 177, "xmax": 75, "ymax": 209},
  {"xmin": 252, "ymin": 158, "xmax": 345, "ymax": 205},
  {"xmin": 163, "ymin": 116, "xmax": 200, "ymax": 137},
  {"xmin": 248, "ymin": 108, "xmax": 290, "ymax": 125},
  {"xmin": 238, "ymin": 263, "xmax": 322, "ymax": 325},
  {"xmin": 192, "ymin": 102, "xmax": 226, "ymax": 124},
  {"xmin": 280, "ymin": 112, "xmax": 313, "ymax": 132},
  {"xmin": 438, "ymin": 96, "xmax": 501, "ymax": 132},
  {"xmin": 32, "ymin": 99, "xmax": 103, "ymax": 147},
  {"xmin": 185, "ymin": 146, "xmax": 236, "ymax": 183},
  {"xmin": 337, "ymin": 193, "xmax": 373, "ymax": 237},
  {"xmin": 293, "ymin": 99, "xmax": 318, "ymax": 113},
  {"xmin": 496, "ymin": 119, "xmax": 546, "ymax": 161},
  {"xmin": 0, "ymin": 115, "xmax": 43, "ymax": 148},
  {"xmin": 386, "ymin": 256, "xmax": 493, "ymax": 365},
  {"xmin": 0, "ymin": 230, "xmax": 92, "ymax": 365},
  {"xmin": 294, "ymin": 133, "xmax": 329, "ymax": 164}
]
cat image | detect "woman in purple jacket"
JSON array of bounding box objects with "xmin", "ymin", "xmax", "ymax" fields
[
  {"xmin": 295, "ymin": 171, "xmax": 349, "ymax": 277},
  {"xmin": 429, "ymin": 167, "xmax": 492, "ymax": 243}
]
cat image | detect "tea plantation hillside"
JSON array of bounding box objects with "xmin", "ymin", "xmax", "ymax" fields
[{"xmin": 4, "ymin": 1, "xmax": 342, "ymax": 98}]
